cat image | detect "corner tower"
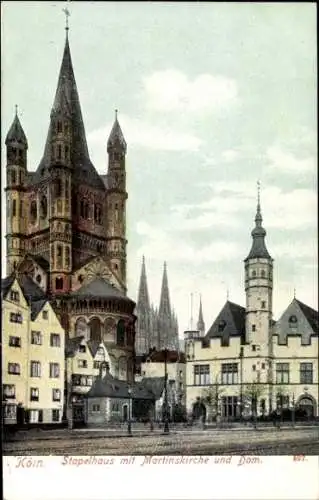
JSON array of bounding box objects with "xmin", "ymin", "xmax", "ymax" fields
[
  {"xmin": 5, "ymin": 107, "xmax": 28, "ymax": 274},
  {"xmin": 106, "ymin": 110, "xmax": 128, "ymax": 288},
  {"xmin": 244, "ymin": 183, "xmax": 273, "ymax": 348}
]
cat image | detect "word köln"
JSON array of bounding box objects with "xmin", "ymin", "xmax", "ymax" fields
[{"xmin": 140, "ymin": 456, "xmax": 210, "ymax": 466}]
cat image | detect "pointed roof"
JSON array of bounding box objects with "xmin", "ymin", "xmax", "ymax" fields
[
  {"xmin": 206, "ymin": 301, "xmax": 246, "ymax": 342},
  {"xmin": 107, "ymin": 110, "xmax": 127, "ymax": 153},
  {"xmin": 35, "ymin": 33, "xmax": 104, "ymax": 190},
  {"xmin": 245, "ymin": 183, "xmax": 272, "ymax": 261},
  {"xmin": 5, "ymin": 109, "xmax": 28, "ymax": 147},
  {"xmin": 158, "ymin": 261, "xmax": 171, "ymax": 318},
  {"xmin": 197, "ymin": 295, "xmax": 205, "ymax": 333},
  {"xmin": 295, "ymin": 299, "xmax": 318, "ymax": 333},
  {"xmin": 136, "ymin": 256, "xmax": 150, "ymax": 311}
]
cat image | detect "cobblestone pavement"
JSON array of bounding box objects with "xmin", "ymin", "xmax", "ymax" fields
[{"xmin": 3, "ymin": 427, "xmax": 318, "ymax": 456}]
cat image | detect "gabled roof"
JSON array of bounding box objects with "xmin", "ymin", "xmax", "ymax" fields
[
  {"xmin": 31, "ymin": 299, "xmax": 47, "ymax": 321},
  {"xmin": 1, "ymin": 275, "xmax": 16, "ymax": 299},
  {"xmin": 205, "ymin": 301, "xmax": 246, "ymax": 342},
  {"xmin": 70, "ymin": 276, "xmax": 132, "ymax": 302},
  {"xmin": 87, "ymin": 340, "xmax": 101, "ymax": 358},
  {"xmin": 2, "ymin": 273, "xmax": 46, "ymax": 303},
  {"xmin": 296, "ymin": 299, "xmax": 318, "ymax": 333},
  {"xmin": 86, "ymin": 372, "xmax": 156, "ymax": 400}
]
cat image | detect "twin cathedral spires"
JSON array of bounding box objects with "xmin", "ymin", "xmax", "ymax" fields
[{"xmin": 135, "ymin": 259, "xmax": 179, "ymax": 355}]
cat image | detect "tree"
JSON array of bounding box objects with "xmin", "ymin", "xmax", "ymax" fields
[
  {"xmin": 202, "ymin": 381, "xmax": 225, "ymax": 422},
  {"xmin": 242, "ymin": 383, "xmax": 266, "ymax": 424}
]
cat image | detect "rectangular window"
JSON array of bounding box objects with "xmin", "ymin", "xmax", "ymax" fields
[
  {"xmin": 42, "ymin": 311, "xmax": 48, "ymax": 320},
  {"xmin": 12, "ymin": 199, "xmax": 16, "ymax": 216},
  {"xmin": 49, "ymin": 363, "xmax": 60, "ymax": 378},
  {"xmin": 78, "ymin": 360, "xmax": 88, "ymax": 369},
  {"xmin": 193, "ymin": 364, "xmax": 210, "ymax": 385},
  {"xmin": 30, "ymin": 387, "xmax": 39, "ymax": 402},
  {"xmin": 29, "ymin": 410, "xmax": 39, "ymax": 423},
  {"xmin": 252, "ymin": 344, "xmax": 256, "ymax": 351},
  {"xmin": 300, "ymin": 363, "xmax": 313, "ymax": 384},
  {"xmin": 10, "ymin": 290, "xmax": 20, "ymax": 302},
  {"xmin": 8, "ymin": 363, "xmax": 20, "ymax": 375},
  {"xmin": 52, "ymin": 389, "xmax": 61, "ymax": 401},
  {"xmin": 221, "ymin": 363, "xmax": 238, "ymax": 384},
  {"xmin": 52, "ymin": 409, "xmax": 60, "ymax": 422},
  {"xmin": 252, "ymin": 364, "xmax": 256, "ymax": 371},
  {"xmin": 9, "ymin": 312, "xmax": 23, "ymax": 323},
  {"xmin": 4, "ymin": 404, "xmax": 16, "ymax": 419},
  {"xmin": 50, "ymin": 334, "xmax": 61, "ymax": 347},
  {"xmin": 71, "ymin": 374, "xmax": 92, "ymax": 386},
  {"xmin": 252, "ymin": 325, "xmax": 256, "ymax": 332},
  {"xmin": 9, "ymin": 336, "xmax": 21, "ymax": 347},
  {"xmin": 31, "ymin": 331, "xmax": 42, "ymax": 345},
  {"xmin": 111, "ymin": 402, "xmax": 119, "ymax": 412},
  {"xmin": 276, "ymin": 363, "xmax": 289, "ymax": 384},
  {"xmin": 276, "ymin": 394, "xmax": 289, "ymax": 409},
  {"xmin": 261, "ymin": 301, "xmax": 266, "ymax": 309},
  {"xmin": 93, "ymin": 361, "xmax": 100, "ymax": 369},
  {"xmin": 3, "ymin": 384, "xmax": 15, "ymax": 399},
  {"xmin": 92, "ymin": 404, "xmax": 100, "ymax": 412},
  {"xmin": 30, "ymin": 361, "xmax": 41, "ymax": 378},
  {"xmin": 79, "ymin": 345, "xmax": 86, "ymax": 353}
]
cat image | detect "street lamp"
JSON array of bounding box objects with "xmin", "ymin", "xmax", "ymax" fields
[
  {"xmin": 163, "ymin": 349, "xmax": 169, "ymax": 434},
  {"xmin": 127, "ymin": 386, "xmax": 132, "ymax": 436},
  {"xmin": 291, "ymin": 393, "xmax": 295, "ymax": 428}
]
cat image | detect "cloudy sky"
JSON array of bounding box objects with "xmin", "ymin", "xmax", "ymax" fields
[{"xmin": 2, "ymin": 2, "xmax": 317, "ymax": 335}]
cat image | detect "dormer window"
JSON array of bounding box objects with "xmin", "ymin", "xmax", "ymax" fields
[
  {"xmin": 289, "ymin": 315, "xmax": 298, "ymax": 328},
  {"xmin": 218, "ymin": 320, "xmax": 226, "ymax": 333}
]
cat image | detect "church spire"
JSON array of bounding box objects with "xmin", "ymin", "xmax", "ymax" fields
[
  {"xmin": 197, "ymin": 294, "xmax": 205, "ymax": 335},
  {"xmin": 159, "ymin": 261, "xmax": 171, "ymax": 319},
  {"xmin": 245, "ymin": 181, "xmax": 272, "ymax": 261},
  {"xmin": 135, "ymin": 256, "xmax": 151, "ymax": 355},
  {"xmin": 5, "ymin": 107, "xmax": 28, "ymax": 148},
  {"xmin": 107, "ymin": 109, "xmax": 127, "ymax": 153}
]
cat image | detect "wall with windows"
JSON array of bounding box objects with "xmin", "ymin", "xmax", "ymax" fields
[{"xmin": 2, "ymin": 280, "xmax": 65, "ymax": 424}]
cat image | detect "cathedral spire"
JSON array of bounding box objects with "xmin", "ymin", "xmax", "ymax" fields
[
  {"xmin": 159, "ymin": 261, "xmax": 171, "ymax": 319},
  {"xmin": 245, "ymin": 181, "xmax": 272, "ymax": 261},
  {"xmin": 135, "ymin": 256, "xmax": 151, "ymax": 355},
  {"xmin": 197, "ymin": 294, "xmax": 205, "ymax": 335}
]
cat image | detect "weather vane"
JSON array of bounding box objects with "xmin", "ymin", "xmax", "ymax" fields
[
  {"xmin": 62, "ymin": 7, "xmax": 70, "ymax": 32},
  {"xmin": 257, "ymin": 180, "xmax": 261, "ymax": 205}
]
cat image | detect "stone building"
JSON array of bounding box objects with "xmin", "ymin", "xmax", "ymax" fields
[
  {"xmin": 2, "ymin": 275, "xmax": 65, "ymax": 424},
  {"xmin": 4, "ymin": 25, "xmax": 136, "ymax": 397},
  {"xmin": 185, "ymin": 192, "xmax": 318, "ymax": 421},
  {"xmin": 135, "ymin": 259, "xmax": 179, "ymax": 355}
]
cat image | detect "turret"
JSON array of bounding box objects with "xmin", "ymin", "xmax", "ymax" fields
[
  {"xmin": 106, "ymin": 110, "xmax": 128, "ymax": 287},
  {"xmin": 5, "ymin": 106, "xmax": 28, "ymax": 274},
  {"xmin": 244, "ymin": 182, "xmax": 273, "ymax": 347}
]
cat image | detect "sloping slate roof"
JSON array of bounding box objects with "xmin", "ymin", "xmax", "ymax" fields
[
  {"xmin": 65, "ymin": 336, "xmax": 85, "ymax": 356},
  {"xmin": 5, "ymin": 113, "xmax": 28, "ymax": 146},
  {"xmin": 86, "ymin": 373, "xmax": 160, "ymax": 401},
  {"xmin": 31, "ymin": 299, "xmax": 47, "ymax": 321},
  {"xmin": 245, "ymin": 234, "xmax": 272, "ymax": 260},
  {"xmin": 1, "ymin": 275, "xmax": 16, "ymax": 299},
  {"xmin": 32, "ymin": 255, "xmax": 50, "ymax": 272},
  {"xmin": 205, "ymin": 301, "xmax": 246, "ymax": 342},
  {"xmin": 18, "ymin": 274, "xmax": 47, "ymax": 301},
  {"xmin": 107, "ymin": 117, "xmax": 127, "ymax": 152},
  {"xmin": 296, "ymin": 300, "xmax": 319, "ymax": 333},
  {"xmin": 87, "ymin": 340, "xmax": 101, "ymax": 358},
  {"xmin": 70, "ymin": 277, "xmax": 129, "ymax": 300}
]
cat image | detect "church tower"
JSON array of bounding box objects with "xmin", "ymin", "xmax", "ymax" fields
[
  {"xmin": 158, "ymin": 262, "xmax": 178, "ymax": 350},
  {"xmin": 5, "ymin": 107, "xmax": 28, "ymax": 274},
  {"xmin": 244, "ymin": 183, "xmax": 273, "ymax": 350},
  {"xmin": 135, "ymin": 256, "xmax": 151, "ymax": 355},
  {"xmin": 106, "ymin": 110, "xmax": 128, "ymax": 288},
  {"xmin": 197, "ymin": 295, "xmax": 205, "ymax": 337}
]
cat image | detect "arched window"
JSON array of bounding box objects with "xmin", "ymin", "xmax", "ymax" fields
[
  {"xmin": 118, "ymin": 357, "xmax": 127, "ymax": 381},
  {"xmin": 55, "ymin": 179, "xmax": 62, "ymax": 197},
  {"xmin": 64, "ymin": 145, "xmax": 69, "ymax": 161},
  {"xmin": 11, "ymin": 171, "xmax": 16, "ymax": 185},
  {"xmin": 218, "ymin": 320, "xmax": 226, "ymax": 333},
  {"xmin": 40, "ymin": 196, "xmax": 47, "ymax": 219},
  {"xmin": 261, "ymin": 270, "xmax": 266, "ymax": 278},
  {"xmin": 116, "ymin": 320, "xmax": 125, "ymax": 346},
  {"xmin": 57, "ymin": 145, "xmax": 62, "ymax": 160},
  {"xmin": 30, "ymin": 200, "xmax": 37, "ymax": 223},
  {"xmin": 57, "ymin": 245, "xmax": 62, "ymax": 267},
  {"xmin": 57, "ymin": 121, "xmax": 62, "ymax": 133},
  {"xmin": 75, "ymin": 317, "xmax": 89, "ymax": 339},
  {"xmin": 56, "ymin": 277, "xmax": 63, "ymax": 290},
  {"xmin": 84, "ymin": 202, "xmax": 89, "ymax": 219},
  {"xmin": 80, "ymin": 200, "xmax": 85, "ymax": 218},
  {"xmin": 12, "ymin": 200, "xmax": 17, "ymax": 217},
  {"xmin": 289, "ymin": 315, "xmax": 298, "ymax": 328},
  {"xmin": 65, "ymin": 247, "xmax": 70, "ymax": 267},
  {"xmin": 252, "ymin": 270, "xmax": 257, "ymax": 278},
  {"xmin": 89, "ymin": 317, "xmax": 101, "ymax": 342}
]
